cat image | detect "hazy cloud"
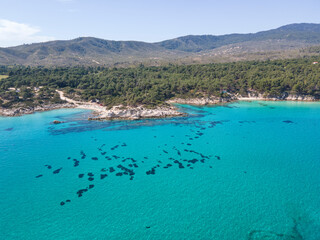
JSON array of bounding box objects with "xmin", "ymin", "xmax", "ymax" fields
[{"xmin": 0, "ymin": 19, "xmax": 54, "ymax": 47}]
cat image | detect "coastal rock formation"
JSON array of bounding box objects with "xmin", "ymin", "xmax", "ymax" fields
[
  {"xmin": 167, "ymin": 97, "xmax": 233, "ymax": 105},
  {"xmin": 236, "ymin": 91, "xmax": 316, "ymax": 101},
  {"xmin": 88, "ymin": 105, "xmax": 184, "ymax": 120},
  {"xmin": 57, "ymin": 90, "xmax": 184, "ymax": 120},
  {"xmin": 53, "ymin": 120, "xmax": 63, "ymax": 124},
  {"xmin": 0, "ymin": 103, "xmax": 74, "ymax": 117},
  {"xmin": 285, "ymin": 94, "xmax": 316, "ymax": 101}
]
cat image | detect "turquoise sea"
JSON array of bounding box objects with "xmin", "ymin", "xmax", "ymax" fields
[{"xmin": 1, "ymin": 101, "xmax": 320, "ymax": 240}]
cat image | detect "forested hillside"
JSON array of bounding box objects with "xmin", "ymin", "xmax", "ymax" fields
[{"xmin": 1, "ymin": 57, "xmax": 320, "ymax": 108}]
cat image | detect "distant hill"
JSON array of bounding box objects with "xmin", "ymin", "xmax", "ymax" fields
[
  {"xmin": 157, "ymin": 23, "xmax": 320, "ymax": 52},
  {"xmin": 0, "ymin": 38, "xmax": 182, "ymax": 66},
  {"xmin": 1, "ymin": 23, "xmax": 320, "ymax": 66}
]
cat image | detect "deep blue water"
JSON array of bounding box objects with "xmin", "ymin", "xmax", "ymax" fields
[{"xmin": 1, "ymin": 101, "xmax": 320, "ymax": 240}]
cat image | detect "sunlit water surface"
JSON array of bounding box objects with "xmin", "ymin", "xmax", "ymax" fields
[{"xmin": 1, "ymin": 101, "xmax": 320, "ymax": 240}]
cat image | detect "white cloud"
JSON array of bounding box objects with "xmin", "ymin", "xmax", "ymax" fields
[{"xmin": 0, "ymin": 19, "xmax": 55, "ymax": 47}]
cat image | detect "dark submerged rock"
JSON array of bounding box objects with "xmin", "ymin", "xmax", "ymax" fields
[
  {"xmin": 283, "ymin": 120, "xmax": 294, "ymax": 124},
  {"xmin": 44, "ymin": 164, "xmax": 52, "ymax": 169},
  {"xmin": 53, "ymin": 168, "xmax": 62, "ymax": 174},
  {"xmin": 73, "ymin": 159, "xmax": 80, "ymax": 167},
  {"xmin": 188, "ymin": 159, "xmax": 198, "ymax": 164},
  {"xmin": 100, "ymin": 174, "xmax": 108, "ymax": 179},
  {"xmin": 76, "ymin": 188, "xmax": 88, "ymax": 197},
  {"xmin": 80, "ymin": 151, "xmax": 86, "ymax": 159},
  {"xmin": 110, "ymin": 145, "xmax": 119, "ymax": 150},
  {"xmin": 146, "ymin": 167, "xmax": 156, "ymax": 175}
]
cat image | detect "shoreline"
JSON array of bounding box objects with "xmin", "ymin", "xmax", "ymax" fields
[
  {"xmin": 0, "ymin": 103, "xmax": 76, "ymax": 117},
  {"xmin": 167, "ymin": 94, "xmax": 318, "ymax": 106},
  {"xmin": 0, "ymin": 103, "xmax": 186, "ymax": 119},
  {"xmin": 0, "ymin": 91, "xmax": 185, "ymax": 119},
  {"xmin": 1, "ymin": 92, "xmax": 318, "ymax": 119}
]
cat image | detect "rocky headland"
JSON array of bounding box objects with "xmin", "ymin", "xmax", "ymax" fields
[
  {"xmin": 56, "ymin": 90, "xmax": 184, "ymax": 120},
  {"xmin": 88, "ymin": 105, "xmax": 185, "ymax": 120}
]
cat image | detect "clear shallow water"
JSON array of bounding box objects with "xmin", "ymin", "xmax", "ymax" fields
[{"xmin": 1, "ymin": 101, "xmax": 320, "ymax": 240}]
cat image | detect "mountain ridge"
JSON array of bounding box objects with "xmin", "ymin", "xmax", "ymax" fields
[{"xmin": 1, "ymin": 23, "xmax": 320, "ymax": 66}]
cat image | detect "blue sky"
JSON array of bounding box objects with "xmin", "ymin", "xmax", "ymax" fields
[{"xmin": 0, "ymin": 0, "xmax": 319, "ymax": 47}]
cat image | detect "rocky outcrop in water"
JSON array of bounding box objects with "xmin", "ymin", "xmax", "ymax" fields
[
  {"xmin": 53, "ymin": 120, "xmax": 63, "ymax": 124},
  {"xmin": 88, "ymin": 105, "xmax": 185, "ymax": 120}
]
